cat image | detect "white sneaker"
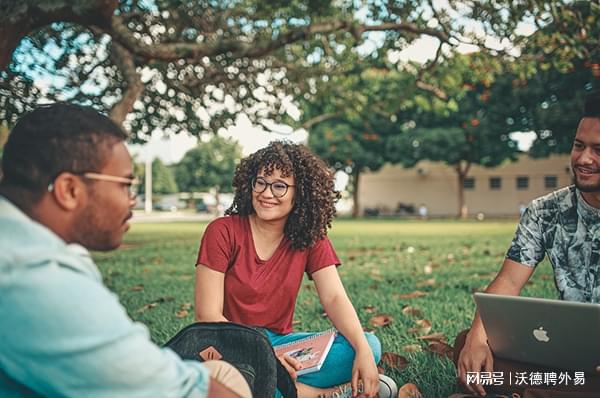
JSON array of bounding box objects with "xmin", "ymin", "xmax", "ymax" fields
[
  {"xmin": 331, "ymin": 375, "xmax": 398, "ymax": 398},
  {"xmin": 378, "ymin": 374, "xmax": 398, "ymax": 398}
]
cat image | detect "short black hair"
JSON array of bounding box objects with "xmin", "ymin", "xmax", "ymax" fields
[
  {"xmin": 583, "ymin": 91, "xmax": 600, "ymax": 118},
  {"xmin": 1, "ymin": 103, "xmax": 127, "ymax": 201}
]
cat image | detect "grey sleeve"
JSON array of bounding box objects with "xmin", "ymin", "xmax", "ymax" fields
[{"xmin": 506, "ymin": 203, "xmax": 546, "ymax": 267}]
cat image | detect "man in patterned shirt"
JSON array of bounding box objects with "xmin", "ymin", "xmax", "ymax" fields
[{"xmin": 455, "ymin": 92, "xmax": 600, "ymax": 397}]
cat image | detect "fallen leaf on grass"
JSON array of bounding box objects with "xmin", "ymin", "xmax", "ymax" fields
[
  {"xmin": 424, "ymin": 341, "xmax": 454, "ymax": 359},
  {"xmin": 292, "ymin": 319, "xmax": 301, "ymax": 326},
  {"xmin": 180, "ymin": 302, "xmax": 192, "ymax": 311},
  {"xmin": 395, "ymin": 291, "xmax": 428, "ymax": 299},
  {"xmin": 175, "ymin": 309, "xmax": 189, "ymax": 318},
  {"xmin": 363, "ymin": 305, "xmax": 377, "ymax": 313},
  {"xmin": 401, "ymin": 306, "xmax": 423, "ymax": 318},
  {"xmin": 416, "ymin": 332, "xmax": 446, "ymax": 342},
  {"xmin": 423, "ymin": 264, "xmax": 433, "ymax": 274},
  {"xmin": 416, "ymin": 278, "xmax": 436, "ymax": 287},
  {"xmin": 130, "ymin": 284, "xmax": 144, "ymax": 292},
  {"xmin": 471, "ymin": 286, "xmax": 486, "ymax": 293},
  {"xmin": 136, "ymin": 296, "xmax": 175, "ymax": 313},
  {"xmin": 369, "ymin": 314, "xmax": 393, "ymax": 327},
  {"xmin": 402, "ymin": 344, "xmax": 421, "ymax": 353},
  {"xmin": 380, "ymin": 352, "xmax": 409, "ymax": 370},
  {"xmin": 408, "ymin": 319, "xmax": 432, "ymax": 335},
  {"xmin": 398, "ymin": 383, "xmax": 422, "ymax": 398},
  {"xmin": 136, "ymin": 302, "xmax": 158, "ymax": 313},
  {"xmin": 370, "ymin": 268, "xmax": 383, "ymax": 281}
]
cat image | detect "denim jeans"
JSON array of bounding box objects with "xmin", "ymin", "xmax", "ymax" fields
[{"xmin": 265, "ymin": 329, "xmax": 382, "ymax": 398}]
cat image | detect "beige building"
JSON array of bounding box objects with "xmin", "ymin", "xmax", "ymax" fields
[{"xmin": 358, "ymin": 154, "xmax": 573, "ymax": 218}]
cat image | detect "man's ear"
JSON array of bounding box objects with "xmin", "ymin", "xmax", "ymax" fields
[{"xmin": 49, "ymin": 172, "xmax": 87, "ymax": 211}]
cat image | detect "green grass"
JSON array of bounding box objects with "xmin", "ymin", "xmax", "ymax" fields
[{"xmin": 94, "ymin": 219, "xmax": 556, "ymax": 397}]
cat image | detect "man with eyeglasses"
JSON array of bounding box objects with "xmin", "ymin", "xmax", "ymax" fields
[{"xmin": 0, "ymin": 103, "xmax": 251, "ymax": 398}]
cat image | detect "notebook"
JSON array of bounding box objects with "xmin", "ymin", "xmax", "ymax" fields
[
  {"xmin": 274, "ymin": 329, "xmax": 336, "ymax": 376},
  {"xmin": 474, "ymin": 292, "xmax": 600, "ymax": 374}
]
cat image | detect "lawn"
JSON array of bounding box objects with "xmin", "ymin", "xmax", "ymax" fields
[{"xmin": 93, "ymin": 219, "xmax": 557, "ymax": 397}]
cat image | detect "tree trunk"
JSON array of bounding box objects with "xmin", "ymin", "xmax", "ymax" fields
[
  {"xmin": 214, "ymin": 186, "xmax": 221, "ymax": 216},
  {"xmin": 455, "ymin": 161, "xmax": 471, "ymax": 219},
  {"xmin": 351, "ymin": 169, "xmax": 360, "ymax": 218}
]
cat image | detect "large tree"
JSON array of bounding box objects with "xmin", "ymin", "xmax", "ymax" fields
[
  {"xmin": 0, "ymin": 0, "xmax": 456, "ymax": 139},
  {"xmin": 304, "ymin": 56, "xmax": 425, "ymax": 217},
  {"xmin": 174, "ymin": 135, "xmax": 241, "ymax": 210},
  {"xmin": 3, "ymin": 1, "xmax": 597, "ymax": 141}
]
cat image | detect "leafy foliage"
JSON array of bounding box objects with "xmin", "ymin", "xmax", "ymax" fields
[
  {"xmin": 3, "ymin": 0, "xmax": 598, "ymax": 142},
  {"xmin": 136, "ymin": 158, "xmax": 178, "ymax": 195},
  {"xmin": 174, "ymin": 135, "xmax": 241, "ymax": 195}
]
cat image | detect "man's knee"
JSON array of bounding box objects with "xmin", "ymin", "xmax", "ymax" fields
[
  {"xmin": 453, "ymin": 329, "xmax": 470, "ymax": 366},
  {"xmin": 202, "ymin": 360, "xmax": 252, "ymax": 398}
]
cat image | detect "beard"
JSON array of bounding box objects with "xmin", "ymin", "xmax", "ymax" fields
[
  {"xmin": 573, "ymin": 170, "xmax": 600, "ymax": 192},
  {"xmin": 74, "ymin": 201, "xmax": 127, "ymax": 251}
]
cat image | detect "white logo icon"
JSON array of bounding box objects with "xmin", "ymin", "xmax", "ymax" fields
[{"xmin": 533, "ymin": 326, "xmax": 550, "ymax": 342}]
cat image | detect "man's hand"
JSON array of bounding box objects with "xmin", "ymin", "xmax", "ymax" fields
[
  {"xmin": 457, "ymin": 332, "xmax": 494, "ymax": 396},
  {"xmin": 277, "ymin": 354, "xmax": 303, "ymax": 381}
]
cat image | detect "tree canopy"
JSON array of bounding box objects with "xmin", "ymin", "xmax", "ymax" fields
[
  {"xmin": 2, "ymin": 0, "xmax": 598, "ymax": 142},
  {"xmin": 174, "ymin": 135, "xmax": 241, "ymax": 199}
]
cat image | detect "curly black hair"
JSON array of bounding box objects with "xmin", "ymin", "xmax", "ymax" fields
[{"xmin": 226, "ymin": 141, "xmax": 341, "ymax": 250}]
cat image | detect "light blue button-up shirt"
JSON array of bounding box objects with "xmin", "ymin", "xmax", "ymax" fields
[{"xmin": 0, "ymin": 196, "xmax": 210, "ymax": 397}]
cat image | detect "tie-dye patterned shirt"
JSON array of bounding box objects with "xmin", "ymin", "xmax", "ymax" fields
[{"xmin": 506, "ymin": 185, "xmax": 600, "ymax": 303}]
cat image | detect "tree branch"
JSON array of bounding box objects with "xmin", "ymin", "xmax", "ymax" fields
[
  {"xmin": 0, "ymin": 0, "xmax": 118, "ymax": 70},
  {"xmin": 108, "ymin": 41, "xmax": 143, "ymax": 126},
  {"xmin": 107, "ymin": 16, "xmax": 451, "ymax": 62},
  {"xmin": 301, "ymin": 113, "xmax": 340, "ymax": 130}
]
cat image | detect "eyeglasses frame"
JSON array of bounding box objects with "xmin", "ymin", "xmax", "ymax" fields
[
  {"xmin": 48, "ymin": 172, "xmax": 139, "ymax": 199},
  {"xmin": 251, "ymin": 176, "xmax": 295, "ymax": 198}
]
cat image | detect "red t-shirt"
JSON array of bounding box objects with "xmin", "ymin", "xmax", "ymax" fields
[{"xmin": 196, "ymin": 215, "xmax": 340, "ymax": 334}]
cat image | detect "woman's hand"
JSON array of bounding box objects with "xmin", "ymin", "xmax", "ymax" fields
[
  {"xmin": 351, "ymin": 349, "xmax": 379, "ymax": 397},
  {"xmin": 277, "ymin": 354, "xmax": 303, "ymax": 382}
]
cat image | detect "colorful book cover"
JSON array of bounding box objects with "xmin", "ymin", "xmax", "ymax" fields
[{"xmin": 274, "ymin": 329, "xmax": 336, "ymax": 376}]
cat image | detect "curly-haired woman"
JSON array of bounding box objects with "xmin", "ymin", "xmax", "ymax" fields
[{"xmin": 194, "ymin": 141, "xmax": 391, "ymax": 398}]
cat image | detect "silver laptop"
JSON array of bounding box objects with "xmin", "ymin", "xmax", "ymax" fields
[{"xmin": 474, "ymin": 292, "xmax": 600, "ymax": 374}]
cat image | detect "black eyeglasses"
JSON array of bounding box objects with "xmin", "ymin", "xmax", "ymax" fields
[{"xmin": 252, "ymin": 177, "xmax": 295, "ymax": 198}]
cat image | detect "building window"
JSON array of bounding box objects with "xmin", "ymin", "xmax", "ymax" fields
[
  {"xmin": 516, "ymin": 176, "xmax": 529, "ymax": 190},
  {"xmin": 489, "ymin": 177, "xmax": 502, "ymax": 190},
  {"xmin": 545, "ymin": 175, "xmax": 558, "ymax": 189},
  {"xmin": 464, "ymin": 177, "xmax": 475, "ymax": 189}
]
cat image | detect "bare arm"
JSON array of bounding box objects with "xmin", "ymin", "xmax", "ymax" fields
[
  {"xmin": 194, "ymin": 264, "xmax": 229, "ymax": 322},
  {"xmin": 312, "ymin": 266, "xmax": 380, "ymax": 398},
  {"xmin": 458, "ymin": 258, "xmax": 535, "ymax": 395},
  {"xmin": 208, "ymin": 378, "xmax": 245, "ymax": 398}
]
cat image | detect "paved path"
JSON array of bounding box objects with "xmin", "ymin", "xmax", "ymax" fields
[{"xmin": 130, "ymin": 210, "xmax": 215, "ymax": 223}]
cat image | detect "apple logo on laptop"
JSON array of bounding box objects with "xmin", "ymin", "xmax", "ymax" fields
[{"xmin": 533, "ymin": 326, "xmax": 550, "ymax": 342}]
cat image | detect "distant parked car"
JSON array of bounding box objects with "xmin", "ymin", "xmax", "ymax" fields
[
  {"xmin": 153, "ymin": 202, "xmax": 178, "ymax": 212},
  {"xmin": 195, "ymin": 199, "xmax": 209, "ymax": 213}
]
